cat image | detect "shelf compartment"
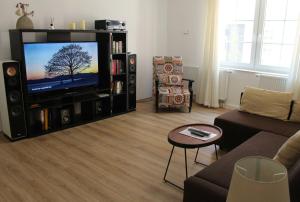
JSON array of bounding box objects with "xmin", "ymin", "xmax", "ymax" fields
[{"xmin": 112, "ymin": 94, "xmax": 127, "ymax": 114}]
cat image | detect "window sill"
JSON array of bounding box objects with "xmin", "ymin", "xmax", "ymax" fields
[{"xmin": 218, "ymin": 67, "xmax": 288, "ymax": 78}]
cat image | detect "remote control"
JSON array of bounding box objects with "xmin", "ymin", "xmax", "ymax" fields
[
  {"xmin": 188, "ymin": 128, "xmax": 210, "ymax": 137},
  {"xmin": 190, "ymin": 131, "xmax": 205, "ymax": 137}
]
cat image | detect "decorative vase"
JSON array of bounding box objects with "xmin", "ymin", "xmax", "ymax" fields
[{"xmin": 16, "ymin": 15, "xmax": 34, "ymax": 29}]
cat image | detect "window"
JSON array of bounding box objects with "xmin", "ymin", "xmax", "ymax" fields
[{"xmin": 219, "ymin": 0, "xmax": 300, "ymax": 74}]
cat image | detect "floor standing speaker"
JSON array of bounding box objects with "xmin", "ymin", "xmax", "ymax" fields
[
  {"xmin": 128, "ymin": 54, "xmax": 136, "ymax": 110},
  {"xmin": 0, "ymin": 61, "xmax": 27, "ymax": 140}
]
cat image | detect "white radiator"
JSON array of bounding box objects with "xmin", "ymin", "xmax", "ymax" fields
[
  {"xmin": 219, "ymin": 70, "xmax": 232, "ymax": 102},
  {"xmin": 257, "ymin": 74, "xmax": 287, "ymax": 91}
]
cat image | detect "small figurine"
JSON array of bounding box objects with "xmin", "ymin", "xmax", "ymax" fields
[
  {"xmin": 50, "ymin": 17, "xmax": 55, "ymax": 30},
  {"xmin": 15, "ymin": 3, "xmax": 34, "ymax": 29}
]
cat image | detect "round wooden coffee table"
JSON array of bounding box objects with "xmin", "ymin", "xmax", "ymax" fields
[{"xmin": 163, "ymin": 123, "xmax": 222, "ymax": 190}]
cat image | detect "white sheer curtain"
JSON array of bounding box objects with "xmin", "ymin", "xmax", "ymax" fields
[
  {"xmin": 196, "ymin": 0, "xmax": 220, "ymax": 108},
  {"xmin": 288, "ymin": 17, "xmax": 300, "ymax": 100}
]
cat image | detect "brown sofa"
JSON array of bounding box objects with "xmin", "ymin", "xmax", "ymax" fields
[{"xmin": 183, "ymin": 110, "xmax": 300, "ymax": 202}]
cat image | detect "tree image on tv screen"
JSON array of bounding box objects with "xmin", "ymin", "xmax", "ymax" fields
[{"xmin": 45, "ymin": 44, "xmax": 92, "ymax": 81}]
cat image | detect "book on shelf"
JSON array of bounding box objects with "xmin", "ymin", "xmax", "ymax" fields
[
  {"xmin": 40, "ymin": 109, "xmax": 45, "ymax": 130},
  {"xmin": 112, "ymin": 41, "xmax": 116, "ymax": 54},
  {"xmin": 112, "ymin": 60, "xmax": 117, "ymax": 75},
  {"xmin": 112, "ymin": 41, "xmax": 123, "ymax": 54},
  {"xmin": 44, "ymin": 108, "xmax": 49, "ymax": 131},
  {"xmin": 112, "ymin": 60, "xmax": 125, "ymax": 75},
  {"xmin": 40, "ymin": 108, "xmax": 50, "ymax": 131},
  {"xmin": 116, "ymin": 41, "xmax": 119, "ymax": 53},
  {"xmin": 118, "ymin": 41, "xmax": 123, "ymax": 53},
  {"xmin": 30, "ymin": 108, "xmax": 51, "ymax": 133}
]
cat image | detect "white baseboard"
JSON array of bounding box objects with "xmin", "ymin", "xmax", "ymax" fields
[{"xmin": 223, "ymin": 103, "xmax": 239, "ymax": 110}]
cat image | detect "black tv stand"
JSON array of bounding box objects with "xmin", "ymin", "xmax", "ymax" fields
[
  {"xmin": 8, "ymin": 29, "xmax": 136, "ymax": 139},
  {"xmin": 64, "ymin": 91, "xmax": 80, "ymax": 96}
]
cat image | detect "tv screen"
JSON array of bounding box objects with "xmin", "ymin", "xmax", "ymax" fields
[{"xmin": 23, "ymin": 42, "xmax": 99, "ymax": 94}]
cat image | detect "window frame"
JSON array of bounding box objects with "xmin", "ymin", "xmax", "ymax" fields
[{"xmin": 219, "ymin": 0, "xmax": 297, "ymax": 75}]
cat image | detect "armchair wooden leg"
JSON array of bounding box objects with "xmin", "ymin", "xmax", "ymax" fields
[
  {"xmin": 189, "ymin": 91, "xmax": 193, "ymax": 113},
  {"xmin": 156, "ymin": 95, "xmax": 159, "ymax": 113}
]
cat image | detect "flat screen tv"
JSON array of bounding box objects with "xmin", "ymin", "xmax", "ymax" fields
[{"xmin": 23, "ymin": 42, "xmax": 99, "ymax": 94}]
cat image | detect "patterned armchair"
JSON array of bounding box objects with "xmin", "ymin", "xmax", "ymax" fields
[{"xmin": 153, "ymin": 56, "xmax": 194, "ymax": 112}]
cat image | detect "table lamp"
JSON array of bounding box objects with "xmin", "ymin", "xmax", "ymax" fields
[{"xmin": 226, "ymin": 156, "xmax": 290, "ymax": 202}]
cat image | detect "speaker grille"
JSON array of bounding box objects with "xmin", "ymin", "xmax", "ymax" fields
[
  {"xmin": 11, "ymin": 105, "xmax": 22, "ymax": 117},
  {"xmin": 8, "ymin": 77, "xmax": 18, "ymax": 87},
  {"xmin": 6, "ymin": 66, "xmax": 17, "ymax": 77},
  {"xmin": 9, "ymin": 91, "xmax": 21, "ymax": 103}
]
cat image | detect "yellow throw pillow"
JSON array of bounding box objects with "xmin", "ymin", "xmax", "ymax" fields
[
  {"xmin": 290, "ymin": 101, "xmax": 300, "ymax": 122},
  {"xmin": 274, "ymin": 130, "xmax": 300, "ymax": 168},
  {"xmin": 240, "ymin": 87, "xmax": 293, "ymax": 120}
]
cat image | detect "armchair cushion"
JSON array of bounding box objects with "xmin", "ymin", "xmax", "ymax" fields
[
  {"xmin": 169, "ymin": 75, "xmax": 183, "ymax": 85},
  {"xmin": 157, "ymin": 74, "xmax": 169, "ymax": 84},
  {"xmin": 157, "ymin": 74, "xmax": 183, "ymax": 86},
  {"xmin": 158, "ymin": 86, "xmax": 190, "ymax": 107}
]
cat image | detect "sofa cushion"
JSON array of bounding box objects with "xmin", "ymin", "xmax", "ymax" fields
[
  {"xmin": 274, "ymin": 130, "xmax": 300, "ymax": 168},
  {"xmin": 240, "ymin": 87, "xmax": 293, "ymax": 120},
  {"xmin": 214, "ymin": 109, "xmax": 300, "ymax": 149},
  {"xmin": 194, "ymin": 132, "xmax": 287, "ymax": 189}
]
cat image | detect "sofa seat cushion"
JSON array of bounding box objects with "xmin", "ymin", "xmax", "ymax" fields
[{"xmin": 194, "ymin": 131, "xmax": 287, "ymax": 189}]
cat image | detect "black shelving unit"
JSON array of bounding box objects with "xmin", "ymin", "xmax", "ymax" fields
[
  {"xmin": 8, "ymin": 29, "xmax": 135, "ymax": 138},
  {"xmin": 96, "ymin": 31, "xmax": 128, "ymax": 116}
]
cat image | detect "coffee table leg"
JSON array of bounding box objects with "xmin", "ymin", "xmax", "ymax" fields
[
  {"xmin": 163, "ymin": 146, "xmax": 188, "ymax": 190},
  {"xmin": 215, "ymin": 144, "xmax": 218, "ymax": 160},
  {"xmin": 184, "ymin": 148, "xmax": 188, "ymax": 179},
  {"xmin": 194, "ymin": 145, "xmax": 219, "ymax": 166},
  {"xmin": 194, "ymin": 148, "xmax": 199, "ymax": 163},
  {"xmin": 163, "ymin": 146, "xmax": 175, "ymax": 182}
]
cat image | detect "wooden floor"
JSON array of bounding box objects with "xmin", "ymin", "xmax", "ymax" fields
[{"xmin": 0, "ymin": 102, "xmax": 227, "ymax": 202}]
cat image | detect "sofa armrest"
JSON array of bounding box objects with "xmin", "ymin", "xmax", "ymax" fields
[
  {"xmin": 184, "ymin": 176, "xmax": 228, "ymax": 202},
  {"xmin": 288, "ymin": 158, "xmax": 300, "ymax": 202}
]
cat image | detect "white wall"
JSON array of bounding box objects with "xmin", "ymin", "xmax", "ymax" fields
[
  {"xmin": 166, "ymin": 0, "xmax": 207, "ymax": 93},
  {"xmin": 166, "ymin": 0, "xmax": 206, "ymax": 68},
  {"xmin": 0, "ymin": 0, "xmax": 168, "ymax": 131},
  {"xmin": 165, "ymin": 0, "xmax": 277, "ymax": 109},
  {"xmin": 0, "ymin": 0, "xmax": 167, "ymax": 100}
]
